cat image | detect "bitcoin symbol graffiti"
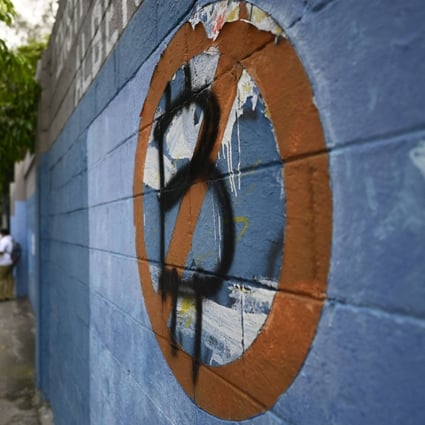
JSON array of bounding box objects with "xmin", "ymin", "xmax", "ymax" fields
[
  {"xmin": 154, "ymin": 65, "xmax": 235, "ymax": 381},
  {"xmin": 134, "ymin": 2, "xmax": 332, "ymax": 420}
]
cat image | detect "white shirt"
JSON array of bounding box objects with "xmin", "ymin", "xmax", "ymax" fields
[{"xmin": 0, "ymin": 235, "xmax": 13, "ymax": 266}]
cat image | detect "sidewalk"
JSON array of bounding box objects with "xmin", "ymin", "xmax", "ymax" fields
[{"xmin": 0, "ymin": 298, "xmax": 54, "ymax": 425}]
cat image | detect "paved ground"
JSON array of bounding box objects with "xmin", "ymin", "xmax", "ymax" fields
[{"xmin": 0, "ymin": 299, "xmax": 54, "ymax": 425}]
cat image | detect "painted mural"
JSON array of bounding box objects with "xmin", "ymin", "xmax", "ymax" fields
[{"xmin": 133, "ymin": 1, "xmax": 332, "ymax": 420}]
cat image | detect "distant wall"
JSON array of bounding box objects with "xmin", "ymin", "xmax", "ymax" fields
[
  {"xmin": 21, "ymin": 0, "xmax": 425, "ymax": 424},
  {"xmin": 10, "ymin": 153, "xmax": 36, "ymax": 300}
]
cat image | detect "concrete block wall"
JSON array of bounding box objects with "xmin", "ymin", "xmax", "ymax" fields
[{"xmin": 30, "ymin": 0, "xmax": 425, "ymax": 424}]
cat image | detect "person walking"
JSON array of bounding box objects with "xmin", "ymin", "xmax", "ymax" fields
[{"xmin": 0, "ymin": 228, "xmax": 15, "ymax": 301}]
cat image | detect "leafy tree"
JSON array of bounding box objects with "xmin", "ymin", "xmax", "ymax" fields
[
  {"xmin": 0, "ymin": 0, "xmax": 14, "ymax": 28},
  {"xmin": 0, "ymin": 41, "xmax": 44, "ymax": 160},
  {"xmin": 0, "ymin": 0, "xmax": 49, "ymax": 214}
]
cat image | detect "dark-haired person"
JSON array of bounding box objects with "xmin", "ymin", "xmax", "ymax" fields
[{"xmin": 0, "ymin": 228, "xmax": 14, "ymax": 301}]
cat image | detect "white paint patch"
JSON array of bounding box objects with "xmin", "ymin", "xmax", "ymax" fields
[
  {"xmin": 278, "ymin": 168, "xmax": 285, "ymax": 200},
  {"xmin": 189, "ymin": 47, "xmax": 220, "ymax": 90},
  {"xmin": 221, "ymin": 70, "xmax": 258, "ymax": 195},
  {"xmin": 175, "ymin": 282, "xmax": 276, "ymax": 365},
  {"xmin": 149, "ymin": 263, "xmax": 161, "ymax": 292},
  {"xmin": 211, "ymin": 196, "xmax": 222, "ymax": 261},
  {"xmin": 410, "ymin": 140, "xmax": 425, "ymax": 178},
  {"xmin": 256, "ymin": 277, "xmax": 279, "ymax": 290},
  {"xmin": 202, "ymin": 298, "xmax": 245, "ymax": 365},
  {"xmin": 143, "ymin": 144, "xmax": 177, "ymax": 190},
  {"xmin": 31, "ymin": 232, "xmax": 36, "ymax": 256},
  {"xmin": 238, "ymin": 70, "xmax": 259, "ymax": 111},
  {"xmin": 165, "ymin": 105, "xmax": 203, "ymax": 160}
]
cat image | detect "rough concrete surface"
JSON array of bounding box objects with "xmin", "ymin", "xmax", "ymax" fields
[{"xmin": 0, "ymin": 299, "xmax": 54, "ymax": 425}]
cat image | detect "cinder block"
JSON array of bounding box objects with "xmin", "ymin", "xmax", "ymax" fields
[
  {"xmin": 286, "ymin": 0, "xmax": 425, "ymax": 147},
  {"xmin": 90, "ymin": 297, "xmax": 197, "ymax": 424},
  {"xmin": 48, "ymin": 79, "xmax": 79, "ymax": 148},
  {"xmin": 116, "ymin": 0, "xmax": 158, "ymax": 89},
  {"xmin": 90, "ymin": 295, "xmax": 153, "ymax": 382},
  {"xmin": 274, "ymin": 301, "xmax": 425, "ymax": 425},
  {"xmin": 78, "ymin": 87, "xmax": 97, "ymax": 136},
  {"xmin": 88, "ymin": 198, "xmax": 134, "ymax": 257},
  {"xmin": 89, "ymin": 249, "xmax": 149, "ymax": 327},
  {"xmin": 157, "ymin": 0, "xmax": 194, "ymax": 42},
  {"xmin": 87, "ymin": 87, "xmax": 139, "ymax": 173},
  {"xmin": 328, "ymin": 133, "xmax": 425, "ymax": 317},
  {"xmin": 94, "ymin": 49, "xmax": 118, "ymax": 114}
]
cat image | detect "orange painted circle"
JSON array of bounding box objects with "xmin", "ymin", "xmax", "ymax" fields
[{"xmin": 133, "ymin": 8, "xmax": 332, "ymax": 421}]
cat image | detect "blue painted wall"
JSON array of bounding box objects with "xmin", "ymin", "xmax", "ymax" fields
[
  {"xmin": 10, "ymin": 194, "xmax": 37, "ymax": 308},
  {"xmin": 26, "ymin": 194, "xmax": 37, "ymax": 311},
  {"xmin": 10, "ymin": 200, "xmax": 28, "ymax": 297},
  {"xmin": 35, "ymin": 0, "xmax": 425, "ymax": 424},
  {"xmin": 37, "ymin": 129, "xmax": 90, "ymax": 424}
]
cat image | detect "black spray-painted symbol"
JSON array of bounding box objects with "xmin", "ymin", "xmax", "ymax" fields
[{"xmin": 153, "ymin": 64, "xmax": 235, "ymax": 381}]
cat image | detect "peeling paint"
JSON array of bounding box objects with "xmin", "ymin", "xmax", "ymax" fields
[
  {"xmin": 242, "ymin": 3, "xmax": 284, "ymax": 37},
  {"xmin": 174, "ymin": 281, "xmax": 276, "ymax": 365},
  {"xmin": 190, "ymin": 1, "xmax": 284, "ymax": 39},
  {"xmin": 220, "ymin": 70, "xmax": 263, "ymax": 196},
  {"xmin": 189, "ymin": 47, "xmax": 220, "ymax": 90},
  {"xmin": 165, "ymin": 105, "xmax": 203, "ymax": 160},
  {"xmin": 256, "ymin": 277, "xmax": 279, "ymax": 290},
  {"xmin": 211, "ymin": 196, "xmax": 222, "ymax": 260},
  {"xmin": 189, "ymin": 1, "xmax": 240, "ymax": 40},
  {"xmin": 143, "ymin": 144, "xmax": 177, "ymax": 190}
]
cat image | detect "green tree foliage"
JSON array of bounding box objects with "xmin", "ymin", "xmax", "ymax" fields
[
  {"xmin": 0, "ymin": 0, "xmax": 14, "ymax": 28},
  {"xmin": 0, "ymin": 0, "xmax": 46, "ymax": 194},
  {"xmin": 0, "ymin": 41, "xmax": 44, "ymax": 160}
]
